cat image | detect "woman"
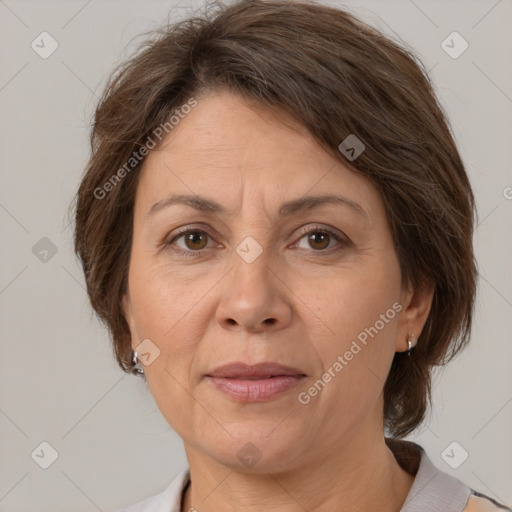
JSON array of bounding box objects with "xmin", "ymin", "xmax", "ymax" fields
[{"xmin": 72, "ymin": 0, "xmax": 511, "ymax": 510}]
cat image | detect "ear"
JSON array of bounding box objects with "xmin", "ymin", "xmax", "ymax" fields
[
  {"xmin": 395, "ymin": 279, "xmax": 435, "ymax": 352},
  {"xmin": 122, "ymin": 292, "xmax": 136, "ymax": 350}
]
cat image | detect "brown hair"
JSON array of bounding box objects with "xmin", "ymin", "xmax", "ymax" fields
[{"xmin": 71, "ymin": 0, "xmax": 477, "ymax": 438}]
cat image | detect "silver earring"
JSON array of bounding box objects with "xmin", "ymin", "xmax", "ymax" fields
[
  {"xmin": 407, "ymin": 339, "xmax": 414, "ymax": 356},
  {"xmin": 132, "ymin": 351, "xmax": 144, "ymax": 374}
]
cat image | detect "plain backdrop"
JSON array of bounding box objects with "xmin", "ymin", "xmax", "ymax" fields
[{"xmin": 0, "ymin": 0, "xmax": 511, "ymax": 510}]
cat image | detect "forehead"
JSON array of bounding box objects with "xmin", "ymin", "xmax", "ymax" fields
[
  {"xmin": 152, "ymin": 90, "xmax": 328, "ymax": 171},
  {"xmin": 135, "ymin": 90, "xmax": 381, "ymax": 221}
]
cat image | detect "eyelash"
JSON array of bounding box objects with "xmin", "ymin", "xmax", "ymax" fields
[{"xmin": 163, "ymin": 225, "xmax": 350, "ymax": 258}]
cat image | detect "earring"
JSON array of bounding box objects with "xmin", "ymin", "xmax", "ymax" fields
[
  {"xmin": 406, "ymin": 336, "xmax": 415, "ymax": 356},
  {"xmin": 132, "ymin": 350, "xmax": 144, "ymax": 374}
]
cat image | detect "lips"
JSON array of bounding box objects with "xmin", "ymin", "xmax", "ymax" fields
[
  {"xmin": 206, "ymin": 361, "xmax": 307, "ymax": 379},
  {"xmin": 205, "ymin": 362, "xmax": 307, "ymax": 401}
]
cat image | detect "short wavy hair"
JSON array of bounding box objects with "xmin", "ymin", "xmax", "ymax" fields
[{"xmin": 72, "ymin": 0, "xmax": 477, "ymax": 438}]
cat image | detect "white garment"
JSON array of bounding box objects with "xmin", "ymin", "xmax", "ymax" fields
[{"xmin": 115, "ymin": 442, "xmax": 510, "ymax": 512}]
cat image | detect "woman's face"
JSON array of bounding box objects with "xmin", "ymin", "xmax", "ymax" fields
[{"xmin": 123, "ymin": 89, "xmax": 429, "ymax": 472}]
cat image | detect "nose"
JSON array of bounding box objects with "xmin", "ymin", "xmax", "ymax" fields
[{"xmin": 215, "ymin": 244, "xmax": 293, "ymax": 333}]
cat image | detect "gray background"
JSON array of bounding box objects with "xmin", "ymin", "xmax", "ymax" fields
[{"xmin": 0, "ymin": 0, "xmax": 511, "ymax": 510}]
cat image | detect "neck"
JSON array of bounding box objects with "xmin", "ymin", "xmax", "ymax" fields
[{"xmin": 181, "ymin": 429, "xmax": 414, "ymax": 512}]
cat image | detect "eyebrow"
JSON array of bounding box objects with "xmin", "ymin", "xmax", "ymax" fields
[{"xmin": 146, "ymin": 193, "xmax": 370, "ymax": 223}]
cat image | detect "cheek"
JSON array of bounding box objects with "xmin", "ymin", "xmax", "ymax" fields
[
  {"xmin": 128, "ymin": 254, "xmax": 203, "ymax": 339},
  {"xmin": 303, "ymin": 261, "xmax": 401, "ymax": 404},
  {"xmin": 127, "ymin": 257, "xmax": 203, "ymax": 403},
  {"xmin": 131, "ymin": 265, "xmax": 203, "ymax": 436},
  {"xmin": 307, "ymin": 259, "xmax": 400, "ymax": 347}
]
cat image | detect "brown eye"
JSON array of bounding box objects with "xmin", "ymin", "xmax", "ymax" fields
[
  {"xmin": 183, "ymin": 231, "xmax": 209, "ymax": 250},
  {"xmin": 306, "ymin": 232, "xmax": 331, "ymax": 250}
]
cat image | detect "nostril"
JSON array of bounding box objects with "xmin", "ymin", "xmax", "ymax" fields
[{"xmin": 264, "ymin": 318, "xmax": 276, "ymax": 325}]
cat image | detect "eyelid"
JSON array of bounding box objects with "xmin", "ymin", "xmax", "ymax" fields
[{"xmin": 294, "ymin": 223, "xmax": 343, "ymax": 238}]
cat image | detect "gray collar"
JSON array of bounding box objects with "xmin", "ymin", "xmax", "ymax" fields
[{"xmin": 398, "ymin": 442, "xmax": 471, "ymax": 511}]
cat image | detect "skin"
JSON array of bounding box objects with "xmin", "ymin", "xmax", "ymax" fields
[{"xmin": 122, "ymin": 89, "xmax": 434, "ymax": 512}]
